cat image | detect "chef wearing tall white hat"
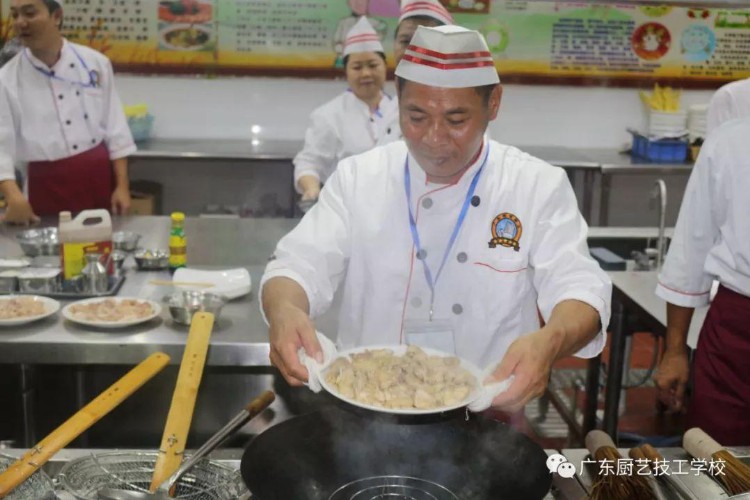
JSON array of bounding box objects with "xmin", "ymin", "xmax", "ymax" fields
[
  {"xmin": 263, "ymin": 25, "xmax": 611, "ymax": 413},
  {"xmin": 294, "ymin": 17, "xmax": 400, "ymax": 204},
  {"xmin": 394, "ymin": 0, "xmax": 454, "ymax": 64},
  {"xmin": 0, "ymin": 0, "xmax": 136, "ymax": 224}
]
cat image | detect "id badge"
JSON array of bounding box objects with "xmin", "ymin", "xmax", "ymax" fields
[{"xmin": 403, "ymin": 319, "xmax": 456, "ymax": 354}]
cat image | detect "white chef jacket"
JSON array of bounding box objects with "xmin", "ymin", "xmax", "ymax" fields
[
  {"xmin": 263, "ymin": 139, "xmax": 611, "ymax": 369},
  {"xmin": 0, "ymin": 39, "xmax": 136, "ymax": 181},
  {"xmin": 293, "ymin": 90, "xmax": 400, "ymax": 192},
  {"xmin": 706, "ymin": 77, "xmax": 750, "ymax": 135},
  {"xmin": 656, "ymin": 117, "xmax": 750, "ymax": 307}
]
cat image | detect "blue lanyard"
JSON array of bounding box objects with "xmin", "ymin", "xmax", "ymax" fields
[
  {"xmin": 404, "ymin": 144, "xmax": 489, "ymax": 320},
  {"xmin": 25, "ymin": 45, "xmax": 98, "ymax": 88}
]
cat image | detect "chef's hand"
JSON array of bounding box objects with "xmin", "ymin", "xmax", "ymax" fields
[
  {"xmin": 654, "ymin": 347, "xmax": 689, "ymax": 411},
  {"xmin": 268, "ymin": 302, "xmax": 322, "ymax": 387},
  {"xmin": 485, "ymin": 329, "xmax": 557, "ymax": 413},
  {"xmin": 111, "ymin": 186, "xmax": 131, "ymax": 215},
  {"xmin": 2, "ymin": 194, "xmax": 40, "ymax": 225},
  {"xmin": 301, "ymin": 186, "xmax": 320, "ymax": 202},
  {"xmin": 298, "ymin": 175, "xmax": 321, "ymax": 202}
]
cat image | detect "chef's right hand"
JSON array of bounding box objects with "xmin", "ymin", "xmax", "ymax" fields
[
  {"xmin": 301, "ymin": 186, "xmax": 320, "ymax": 202},
  {"xmin": 654, "ymin": 347, "xmax": 690, "ymax": 411},
  {"xmin": 268, "ymin": 303, "xmax": 322, "ymax": 387},
  {"xmin": 2, "ymin": 195, "xmax": 40, "ymax": 225}
]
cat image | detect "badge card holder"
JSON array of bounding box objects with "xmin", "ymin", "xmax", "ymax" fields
[{"xmin": 403, "ymin": 319, "xmax": 456, "ymax": 354}]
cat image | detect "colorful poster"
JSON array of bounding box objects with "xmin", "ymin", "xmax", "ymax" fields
[{"xmin": 1, "ymin": 0, "xmax": 749, "ymax": 85}]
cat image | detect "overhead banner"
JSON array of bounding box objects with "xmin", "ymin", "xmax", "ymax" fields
[{"xmin": 1, "ymin": 0, "xmax": 749, "ymax": 85}]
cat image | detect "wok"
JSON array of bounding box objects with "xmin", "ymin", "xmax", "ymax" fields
[{"xmin": 241, "ymin": 406, "xmax": 551, "ymax": 500}]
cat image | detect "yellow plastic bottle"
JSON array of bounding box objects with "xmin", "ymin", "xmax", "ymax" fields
[
  {"xmin": 59, "ymin": 209, "xmax": 113, "ymax": 280},
  {"xmin": 168, "ymin": 212, "xmax": 186, "ymax": 274}
]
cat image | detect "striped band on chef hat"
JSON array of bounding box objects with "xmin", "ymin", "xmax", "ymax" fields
[
  {"xmin": 342, "ymin": 17, "xmax": 384, "ymax": 57},
  {"xmin": 399, "ymin": 0, "xmax": 453, "ymax": 26},
  {"xmin": 395, "ymin": 25, "xmax": 499, "ymax": 88}
]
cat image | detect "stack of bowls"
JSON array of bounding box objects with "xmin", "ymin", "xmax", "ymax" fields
[
  {"xmin": 648, "ymin": 110, "xmax": 688, "ymax": 139},
  {"xmin": 687, "ymin": 104, "xmax": 708, "ymax": 142},
  {"xmin": 16, "ymin": 228, "xmax": 59, "ymax": 257}
]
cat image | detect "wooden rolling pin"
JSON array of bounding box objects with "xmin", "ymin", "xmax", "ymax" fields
[{"xmin": 0, "ymin": 352, "xmax": 171, "ymax": 497}]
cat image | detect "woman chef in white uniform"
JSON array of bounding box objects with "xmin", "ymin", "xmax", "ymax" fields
[
  {"xmin": 294, "ymin": 17, "xmax": 400, "ymax": 203},
  {"xmin": 263, "ymin": 25, "xmax": 611, "ymax": 413},
  {"xmin": 0, "ymin": 0, "xmax": 135, "ymax": 224},
  {"xmin": 394, "ymin": 0, "xmax": 453, "ymax": 65}
]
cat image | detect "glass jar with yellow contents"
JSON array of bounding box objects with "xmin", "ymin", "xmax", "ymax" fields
[{"xmin": 168, "ymin": 212, "xmax": 186, "ymax": 274}]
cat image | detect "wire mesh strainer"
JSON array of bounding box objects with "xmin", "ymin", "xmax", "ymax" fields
[
  {"xmin": 58, "ymin": 452, "xmax": 247, "ymax": 500},
  {"xmin": 0, "ymin": 454, "xmax": 56, "ymax": 499}
]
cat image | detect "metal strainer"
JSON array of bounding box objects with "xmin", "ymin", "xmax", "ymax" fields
[
  {"xmin": 58, "ymin": 452, "xmax": 246, "ymax": 500},
  {"xmin": 0, "ymin": 454, "xmax": 56, "ymax": 499},
  {"xmin": 329, "ymin": 476, "xmax": 459, "ymax": 500}
]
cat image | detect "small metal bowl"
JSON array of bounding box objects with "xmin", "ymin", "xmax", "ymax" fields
[
  {"xmin": 109, "ymin": 250, "xmax": 128, "ymax": 275},
  {"xmin": 165, "ymin": 290, "xmax": 227, "ymax": 326},
  {"xmin": 16, "ymin": 227, "xmax": 59, "ymax": 257},
  {"xmin": 112, "ymin": 231, "xmax": 141, "ymax": 252},
  {"xmin": 134, "ymin": 249, "xmax": 169, "ymax": 270},
  {"xmin": 17, "ymin": 269, "xmax": 61, "ymax": 294}
]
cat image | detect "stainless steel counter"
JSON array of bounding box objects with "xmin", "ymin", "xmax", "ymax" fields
[{"xmin": 131, "ymin": 138, "xmax": 302, "ymax": 161}]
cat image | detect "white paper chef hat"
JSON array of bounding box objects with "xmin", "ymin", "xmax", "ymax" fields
[
  {"xmin": 395, "ymin": 25, "xmax": 500, "ymax": 88},
  {"xmin": 343, "ymin": 17, "xmax": 384, "ymax": 57},
  {"xmin": 399, "ymin": 0, "xmax": 453, "ymax": 26}
]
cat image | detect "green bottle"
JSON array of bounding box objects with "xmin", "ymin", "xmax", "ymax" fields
[{"xmin": 168, "ymin": 212, "xmax": 186, "ymax": 274}]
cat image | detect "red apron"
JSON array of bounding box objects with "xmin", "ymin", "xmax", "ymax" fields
[
  {"xmin": 27, "ymin": 142, "xmax": 113, "ymax": 216},
  {"xmin": 688, "ymin": 285, "xmax": 750, "ymax": 446}
]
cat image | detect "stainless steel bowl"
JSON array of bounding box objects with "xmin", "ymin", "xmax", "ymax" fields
[
  {"xmin": 17, "ymin": 227, "xmax": 59, "ymax": 257},
  {"xmin": 134, "ymin": 249, "xmax": 169, "ymax": 270},
  {"xmin": 166, "ymin": 290, "xmax": 227, "ymax": 326},
  {"xmin": 17, "ymin": 269, "xmax": 61, "ymax": 294},
  {"xmin": 112, "ymin": 231, "xmax": 141, "ymax": 252},
  {"xmin": 109, "ymin": 250, "xmax": 128, "ymax": 276}
]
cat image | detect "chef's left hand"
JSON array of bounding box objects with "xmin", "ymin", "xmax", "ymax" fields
[
  {"xmin": 485, "ymin": 328, "xmax": 558, "ymax": 413},
  {"xmin": 111, "ymin": 186, "xmax": 131, "ymax": 215}
]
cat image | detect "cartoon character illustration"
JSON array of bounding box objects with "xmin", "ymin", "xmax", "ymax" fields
[
  {"xmin": 333, "ymin": 0, "xmax": 387, "ymax": 67},
  {"xmin": 681, "ymin": 25, "xmax": 716, "ymax": 62},
  {"xmin": 632, "ymin": 23, "xmax": 671, "ymax": 60}
]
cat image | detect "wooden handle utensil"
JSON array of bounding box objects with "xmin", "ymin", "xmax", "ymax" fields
[
  {"xmin": 585, "ymin": 430, "xmax": 657, "ymax": 500},
  {"xmin": 684, "ymin": 427, "xmax": 750, "ymax": 496},
  {"xmin": 0, "ymin": 352, "xmax": 170, "ymax": 497},
  {"xmin": 149, "ymin": 312, "xmax": 214, "ymax": 492}
]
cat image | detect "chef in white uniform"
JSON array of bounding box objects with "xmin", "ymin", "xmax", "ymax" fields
[
  {"xmin": 706, "ymin": 77, "xmax": 750, "ymax": 135},
  {"xmin": 294, "ymin": 17, "xmax": 399, "ymax": 203},
  {"xmin": 654, "ymin": 116, "xmax": 750, "ymax": 445},
  {"xmin": 263, "ymin": 25, "xmax": 611, "ymax": 413},
  {"xmin": 394, "ymin": 0, "xmax": 453, "ymax": 65},
  {"xmin": 0, "ymin": 0, "xmax": 135, "ymax": 224}
]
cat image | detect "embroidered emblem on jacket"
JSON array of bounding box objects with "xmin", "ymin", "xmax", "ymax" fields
[{"xmin": 489, "ymin": 213, "xmax": 522, "ymax": 251}]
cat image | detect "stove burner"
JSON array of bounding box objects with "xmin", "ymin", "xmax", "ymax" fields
[{"xmin": 329, "ymin": 476, "xmax": 458, "ymax": 500}]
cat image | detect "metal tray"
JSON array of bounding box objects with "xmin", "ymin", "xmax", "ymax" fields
[{"xmin": 0, "ymin": 275, "xmax": 126, "ymax": 299}]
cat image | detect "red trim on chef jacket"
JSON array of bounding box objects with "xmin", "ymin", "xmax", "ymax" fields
[
  {"xmin": 27, "ymin": 142, "xmax": 113, "ymax": 216},
  {"xmin": 688, "ymin": 284, "xmax": 750, "ymax": 446}
]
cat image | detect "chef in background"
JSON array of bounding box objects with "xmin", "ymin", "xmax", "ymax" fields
[
  {"xmin": 264, "ymin": 25, "xmax": 611, "ymax": 413},
  {"xmin": 706, "ymin": 77, "xmax": 750, "ymax": 134},
  {"xmin": 294, "ymin": 17, "xmax": 399, "ymax": 204},
  {"xmin": 394, "ymin": 0, "xmax": 453, "ymax": 64},
  {"xmin": 655, "ymin": 116, "xmax": 750, "ymax": 446},
  {"xmin": 0, "ymin": 0, "xmax": 136, "ymax": 224}
]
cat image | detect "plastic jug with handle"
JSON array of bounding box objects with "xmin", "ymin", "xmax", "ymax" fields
[{"xmin": 59, "ymin": 210, "xmax": 113, "ymax": 280}]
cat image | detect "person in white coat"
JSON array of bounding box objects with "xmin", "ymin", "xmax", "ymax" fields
[
  {"xmin": 294, "ymin": 17, "xmax": 399, "ymax": 203},
  {"xmin": 394, "ymin": 0, "xmax": 453, "ymax": 65},
  {"xmin": 654, "ymin": 116, "xmax": 750, "ymax": 446},
  {"xmin": 0, "ymin": 0, "xmax": 135, "ymax": 224},
  {"xmin": 263, "ymin": 25, "xmax": 611, "ymax": 413},
  {"xmin": 706, "ymin": 77, "xmax": 750, "ymax": 135}
]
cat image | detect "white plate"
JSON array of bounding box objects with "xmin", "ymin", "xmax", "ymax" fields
[
  {"xmin": 0, "ymin": 295, "xmax": 60, "ymax": 326},
  {"xmin": 172, "ymin": 268, "xmax": 251, "ymax": 300},
  {"xmin": 318, "ymin": 344, "xmax": 484, "ymax": 415},
  {"xmin": 62, "ymin": 297, "xmax": 161, "ymax": 329}
]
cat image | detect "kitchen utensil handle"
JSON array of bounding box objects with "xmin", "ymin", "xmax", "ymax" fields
[
  {"xmin": 150, "ymin": 312, "xmax": 214, "ymax": 492},
  {"xmin": 0, "ymin": 352, "xmax": 170, "ymax": 497},
  {"xmin": 164, "ymin": 391, "xmax": 276, "ymax": 492},
  {"xmin": 585, "ymin": 430, "xmax": 616, "ymax": 457},
  {"xmin": 641, "ymin": 444, "xmax": 697, "ymax": 500},
  {"xmin": 683, "ymin": 427, "xmax": 721, "ymax": 461}
]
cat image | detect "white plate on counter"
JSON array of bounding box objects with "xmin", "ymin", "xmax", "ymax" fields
[
  {"xmin": 172, "ymin": 267, "xmax": 251, "ymax": 300},
  {"xmin": 318, "ymin": 344, "xmax": 484, "ymax": 416},
  {"xmin": 62, "ymin": 297, "xmax": 161, "ymax": 329},
  {"xmin": 0, "ymin": 295, "xmax": 60, "ymax": 326}
]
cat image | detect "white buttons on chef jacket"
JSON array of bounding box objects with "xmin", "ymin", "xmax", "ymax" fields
[
  {"xmin": 457, "ymin": 252, "xmax": 467, "ymax": 263},
  {"xmin": 422, "ymin": 197, "xmax": 433, "ymax": 209},
  {"xmin": 411, "ymin": 297, "xmax": 422, "ymax": 308},
  {"xmin": 452, "ymin": 304, "xmax": 463, "ymax": 315},
  {"xmin": 416, "ymin": 249, "xmax": 427, "ymax": 260}
]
